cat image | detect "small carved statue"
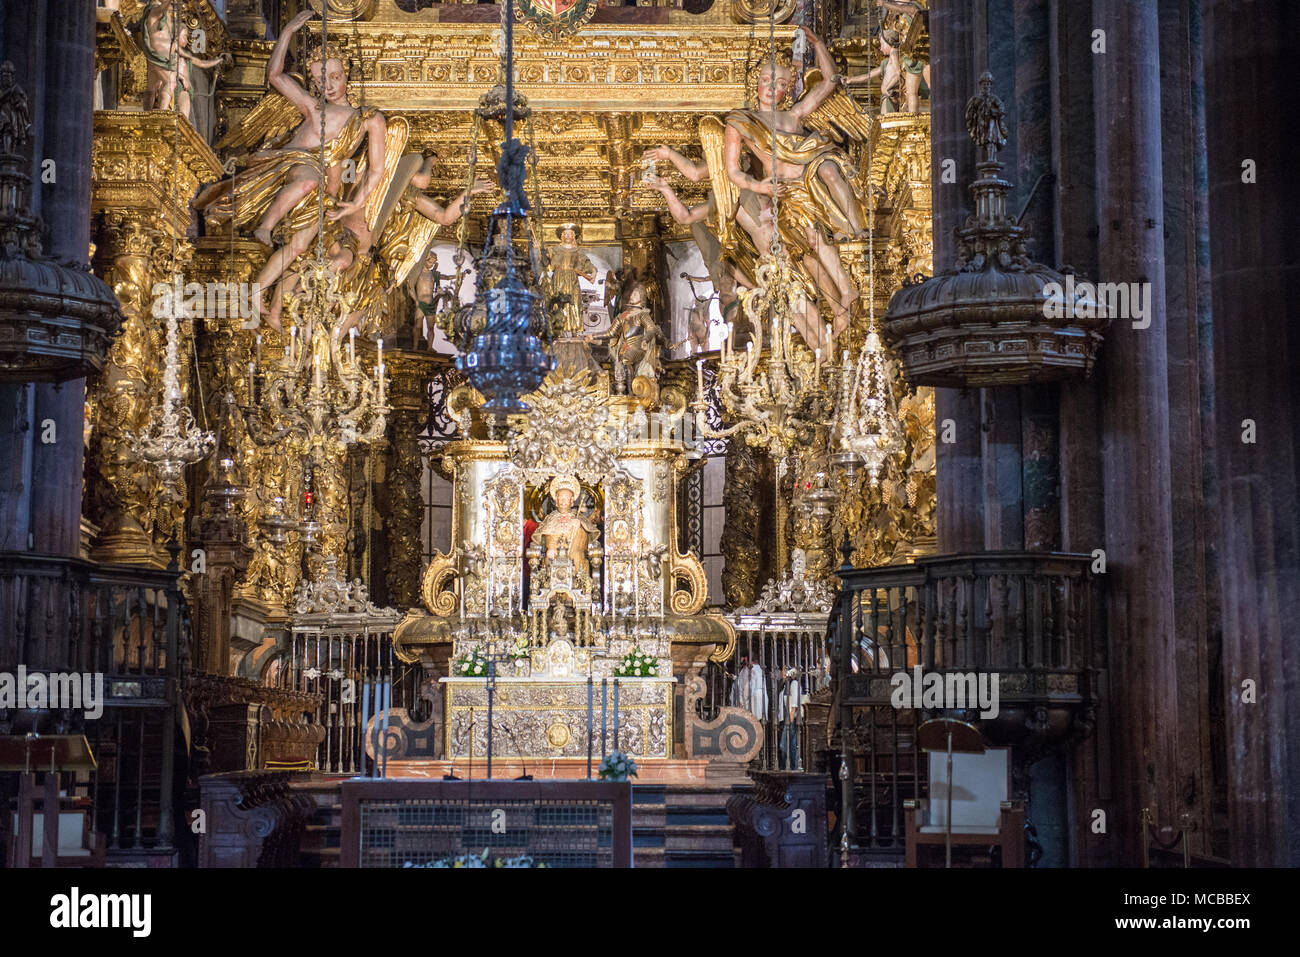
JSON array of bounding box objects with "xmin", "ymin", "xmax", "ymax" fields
[
  {"xmin": 599, "ymin": 266, "xmax": 668, "ymax": 393},
  {"xmin": 965, "ymin": 70, "xmax": 1008, "ymax": 161},
  {"xmin": 546, "ymin": 223, "xmax": 597, "ymax": 337},
  {"xmin": 138, "ymin": 2, "xmax": 224, "ymax": 117},
  {"xmin": 0, "ymin": 61, "xmax": 32, "ymax": 154}
]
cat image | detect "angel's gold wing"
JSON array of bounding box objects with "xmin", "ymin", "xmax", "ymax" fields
[
  {"xmin": 699, "ymin": 116, "xmax": 738, "ymax": 251},
  {"xmin": 799, "ymin": 68, "xmax": 875, "ymax": 147},
  {"xmin": 356, "ymin": 114, "xmax": 411, "ymax": 232},
  {"xmin": 214, "ymin": 87, "xmax": 303, "ymax": 152},
  {"xmin": 373, "ymin": 151, "xmax": 444, "ymax": 290}
]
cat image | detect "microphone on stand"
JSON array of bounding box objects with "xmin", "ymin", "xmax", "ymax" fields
[{"xmin": 496, "ymin": 718, "xmax": 531, "ymax": 780}]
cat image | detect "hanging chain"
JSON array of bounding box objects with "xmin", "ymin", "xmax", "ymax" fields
[{"xmin": 312, "ymin": 4, "xmax": 330, "ymax": 272}]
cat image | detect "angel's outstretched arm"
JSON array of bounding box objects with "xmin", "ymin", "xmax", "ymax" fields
[
  {"xmin": 643, "ymin": 177, "xmax": 713, "ymax": 225},
  {"xmin": 791, "ymin": 28, "xmax": 839, "ymax": 122},
  {"xmin": 643, "ymin": 145, "xmax": 709, "ymax": 183},
  {"xmin": 268, "ymin": 10, "xmax": 318, "ymax": 119}
]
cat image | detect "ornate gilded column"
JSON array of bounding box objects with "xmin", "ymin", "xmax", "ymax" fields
[
  {"xmin": 88, "ymin": 111, "xmax": 223, "ymax": 564},
  {"xmin": 85, "ymin": 212, "xmax": 169, "ymax": 565}
]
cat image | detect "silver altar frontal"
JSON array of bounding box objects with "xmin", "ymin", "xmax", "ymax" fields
[{"xmin": 397, "ymin": 368, "xmax": 734, "ymax": 763}]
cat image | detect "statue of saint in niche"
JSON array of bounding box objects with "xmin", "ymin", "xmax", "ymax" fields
[{"xmin": 532, "ymin": 474, "xmax": 601, "ymax": 584}]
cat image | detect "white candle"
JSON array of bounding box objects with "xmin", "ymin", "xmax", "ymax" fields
[
  {"xmin": 290, "ymin": 325, "xmax": 297, "ymax": 362},
  {"xmin": 377, "ymin": 337, "xmax": 384, "ymax": 369},
  {"xmin": 255, "ymin": 333, "xmax": 262, "ymax": 369},
  {"xmin": 696, "ymin": 358, "xmax": 704, "ymax": 398},
  {"xmin": 248, "ymin": 361, "xmax": 256, "ymax": 399},
  {"xmin": 815, "ymin": 347, "xmax": 821, "ymax": 383}
]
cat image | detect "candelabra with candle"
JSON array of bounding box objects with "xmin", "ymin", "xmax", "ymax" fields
[
  {"xmin": 128, "ymin": 280, "xmax": 216, "ymax": 497},
  {"xmin": 830, "ymin": 317, "xmax": 904, "ymax": 485},
  {"xmin": 244, "ymin": 258, "xmax": 389, "ymax": 464},
  {"xmin": 690, "ymin": 249, "xmax": 823, "ymax": 462}
]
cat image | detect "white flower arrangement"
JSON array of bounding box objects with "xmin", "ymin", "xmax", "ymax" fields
[
  {"xmin": 455, "ymin": 648, "xmax": 490, "ymax": 677},
  {"xmin": 614, "ymin": 646, "xmax": 658, "ymax": 678},
  {"xmin": 597, "ymin": 750, "xmax": 638, "ymax": 782}
]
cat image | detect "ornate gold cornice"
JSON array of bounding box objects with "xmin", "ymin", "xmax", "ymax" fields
[{"xmin": 92, "ymin": 111, "xmax": 224, "ymax": 238}]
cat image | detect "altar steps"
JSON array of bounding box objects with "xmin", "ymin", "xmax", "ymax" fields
[{"xmin": 632, "ymin": 784, "xmax": 745, "ymax": 868}]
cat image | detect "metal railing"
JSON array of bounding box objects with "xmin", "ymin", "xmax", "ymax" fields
[
  {"xmin": 699, "ymin": 622, "xmax": 830, "ymax": 770},
  {"xmin": 274, "ymin": 631, "xmax": 426, "ymax": 774}
]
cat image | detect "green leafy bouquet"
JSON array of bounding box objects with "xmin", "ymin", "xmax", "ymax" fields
[
  {"xmin": 597, "ymin": 750, "xmax": 638, "ymax": 782},
  {"xmin": 613, "ymin": 647, "xmax": 658, "ymax": 678}
]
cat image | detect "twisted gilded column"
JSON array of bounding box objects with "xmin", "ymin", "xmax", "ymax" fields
[{"xmin": 383, "ymin": 352, "xmax": 440, "ymax": 611}]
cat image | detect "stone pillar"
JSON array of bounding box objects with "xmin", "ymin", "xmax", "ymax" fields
[
  {"xmin": 1203, "ymin": 0, "xmax": 1300, "ymax": 867},
  {"xmin": 1092, "ymin": 0, "xmax": 1179, "ymax": 862},
  {"xmin": 1, "ymin": 0, "xmax": 96, "ymax": 559},
  {"xmin": 1153, "ymin": 0, "xmax": 1223, "ymax": 859},
  {"xmin": 929, "ymin": 1, "xmax": 983, "ymax": 553},
  {"xmin": 31, "ymin": 1, "xmax": 95, "ymax": 550}
]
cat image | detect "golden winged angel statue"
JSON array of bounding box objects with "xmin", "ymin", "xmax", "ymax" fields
[
  {"xmin": 195, "ymin": 11, "xmax": 485, "ymax": 333},
  {"xmin": 698, "ymin": 26, "xmax": 873, "ymax": 352}
]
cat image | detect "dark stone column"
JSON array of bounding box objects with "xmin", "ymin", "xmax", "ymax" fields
[
  {"xmin": 1092, "ymin": 0, "xmax": 1180, "ymax": 863},
  {"xmin": 929, "ymin": 1, "xmax": 983, "ymax": 553},
  {"xmin": 1051, "ymin": 0, "xmax": 1103, "ymax": 555},
  {"xmin": 1203, "ymin": 0, "xmax": 1300, "ymax": 867},
  {"xmin": 1045, "ymin": 0, "xmax": 1108, "ymax": 865},
  {"xmin": 29, "ymin": 1, "xmax": 97, "ymax": 558},
  {"xmin": 1157, "ymin": 0, "xmax": 1223, "ymax": 859},
  {"xmin": 1, "ymin": 1, "xmax": 92, "ymax": 559},
  {"xmin": 980, "ymin": 387, "xmax": 1024, "ymax": 550}
]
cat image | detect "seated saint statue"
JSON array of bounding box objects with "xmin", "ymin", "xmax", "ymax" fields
[{"xmin": 532, "ymin": 475, "xmax": 600, "ymax": 587}]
